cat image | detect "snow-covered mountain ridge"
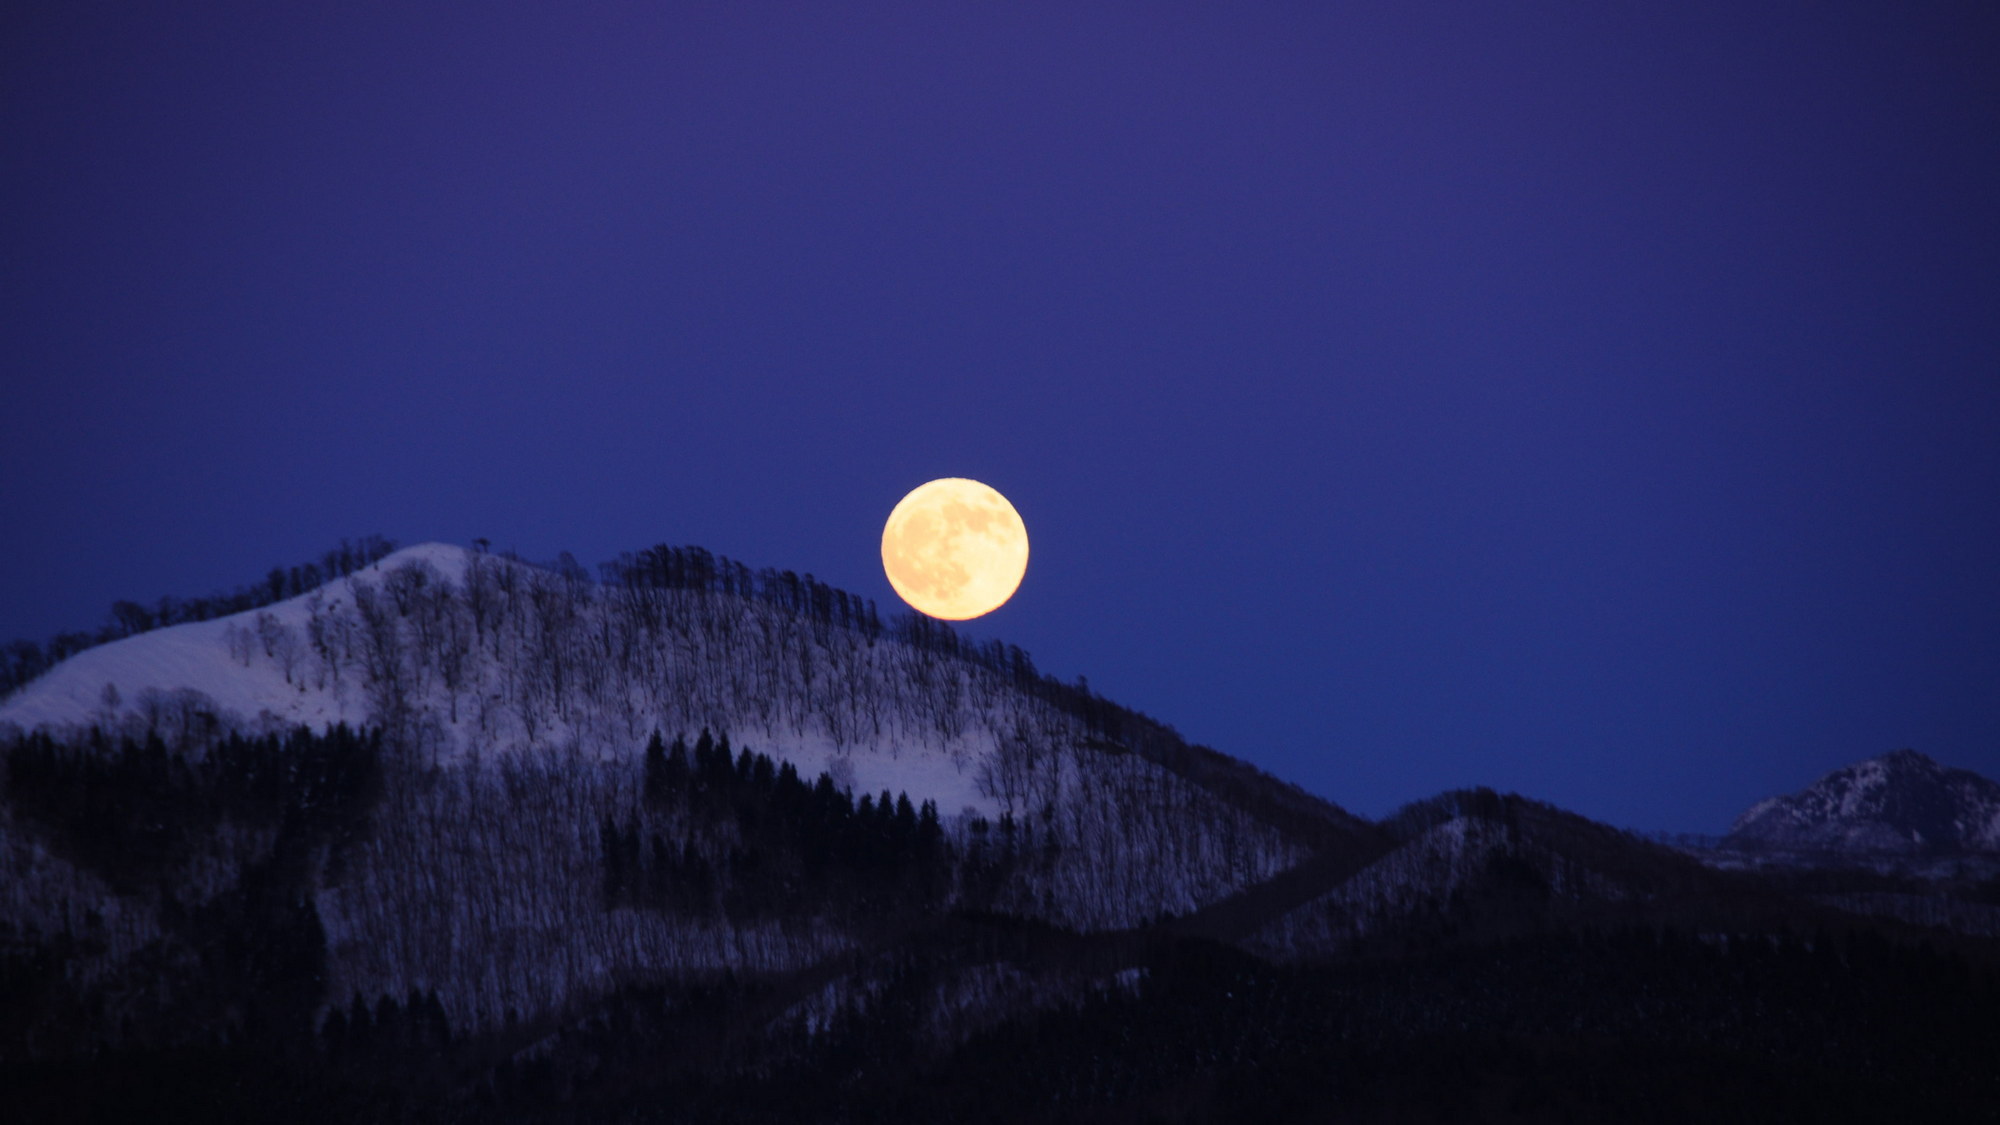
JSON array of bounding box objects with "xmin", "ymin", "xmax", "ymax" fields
[
  {"xmin": 0, "ymin": 541, "xmax": 1366, "ymax": 971},
  {"xmin": 0, "ymin": 541, "xmax": 1357, "ymax": 858},
  {"xmin": 1726, "ymin": 749, "xmax": 2000, "ymax": 855},
  {"xmin": 0, "ymin": 543, "xmax": 465, "ymax": 740},
  {"xmin": 0, "ymin": 542, "xmax": 1006, "ymax": 816}
]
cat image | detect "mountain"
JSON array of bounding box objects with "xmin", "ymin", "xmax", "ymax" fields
[
  {"xmin": 1, "ymin": 542, "xmax": 1367, "ymax": 868},
  {"xmin": 4, "ymin": 542, "xmax": 1998, "ymax": 1122},
  {"xmin": 0, "ymin": 541, "xmax": 1374, "ymax": 1033},
  {"xmin": 1239, "ymin": 786, "xmax": 1808, "ymax": 960},
  {"xmin": 1726, "ymin": 749, "xmax": 2000, "ymax": 856}
]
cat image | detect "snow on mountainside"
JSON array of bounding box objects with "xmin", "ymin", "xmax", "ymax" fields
[
  {"xmin": 1726, "ymin": 749, "xmax": 2000, "ymax": 855},
  {"xmin": 1, "ymin": 542, "xmax": 1333, "ymax": 951},
  {"xmin": 0, "ymin": 543, "xmax": 998, "ymax": 814},
  {"xmin": 0, "ymin": 543, "xmax": 466, "ymax": 739}
]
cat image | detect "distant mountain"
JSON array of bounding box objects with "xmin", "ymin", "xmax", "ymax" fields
[
  {"xmin": 1726, "ymin": 749, "xmax": 2000, "ymax": 855},
  {"xmin": 1241, "ymin": 787, "xmax": 1795, "ymax": 961}
]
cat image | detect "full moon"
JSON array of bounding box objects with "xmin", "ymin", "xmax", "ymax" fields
[{"xmin": 881, "ymin": 478, "xmax": 1029, "ymax": 620}]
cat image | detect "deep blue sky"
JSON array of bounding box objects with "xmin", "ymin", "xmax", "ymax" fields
[{"xmin": 4, "ymin": 1, "xmax": 1996, "ymax": 832}]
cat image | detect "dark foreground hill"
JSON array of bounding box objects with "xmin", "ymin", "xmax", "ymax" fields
[
  {"xmin": 3, "ymin": 542, "xmax": 1997, "ymax": 1122},
  {"xmin": 11, "ymin": 904, "xmax": 1997, "ymax": 1123}
]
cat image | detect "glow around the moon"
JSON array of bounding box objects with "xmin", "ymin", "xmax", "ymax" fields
[{"xmin": 881, "ymin": 478, "xmax": 1029, "ymax": 620}]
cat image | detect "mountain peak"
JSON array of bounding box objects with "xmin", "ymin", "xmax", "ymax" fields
[
  {"xmin": 1878, "ymin": 747, "xmax": 1940, "ymax": 770},
  {"xmin": 1726, "ymin": 749, "xmax": 2000, "ymax": 855}
]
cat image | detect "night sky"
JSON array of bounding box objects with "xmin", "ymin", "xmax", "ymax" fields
[{"xmin": 4, "ymin": 1, "xmax": 1996, "ymax": 834}]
